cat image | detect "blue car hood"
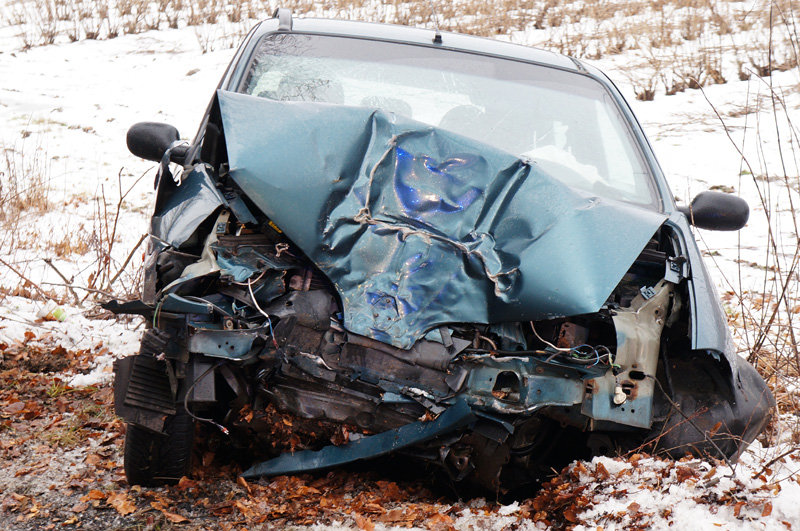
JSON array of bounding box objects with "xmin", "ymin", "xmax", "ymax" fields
[{"xmin": 218, "ymin": 90, "xmax": 667, "ymax": 349}]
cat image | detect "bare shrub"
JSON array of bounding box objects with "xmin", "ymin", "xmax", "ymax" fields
[
  {"xmin": 35, "ymin": 1, "xmax": 60, "ymax": 45},
  {"xmin": 697, "ymin": 24, "xmax": 800, "ymax": 400},
  {"xmin": 622, "ymin": 60, "xmax": 659, "ymax": 101},
  {"xmin": 680, "ymin": 4, "xmax": 704, "ymax": 41},
  {"xmin": 0, "ymin": 140, "xmax": 52, "ymax": 254},
  {"xmin": 84, "ymin": 169, "xmax": 147, "ymax": 300},
  {"xmin": 0, "ymin": 143, "xmax": 51, "ymax": 222}
]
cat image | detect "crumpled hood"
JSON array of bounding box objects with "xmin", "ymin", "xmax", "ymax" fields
[{"xmin": 218, "ymin": 90, "xmax": 667, "ymax": 349}]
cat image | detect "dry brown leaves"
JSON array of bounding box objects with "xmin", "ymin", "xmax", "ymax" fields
[
  {"xmin": 0, "ymin": 334, "xmax": 128, "ymax": 526},
  {"xmin": 149, "ymin": 468, "xmax": 462, "ymax": 529}
]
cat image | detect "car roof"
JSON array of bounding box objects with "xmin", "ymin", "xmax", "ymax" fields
[{"xmin": 250, "ymin": 15, "xmax": 580, "ymax": 72}]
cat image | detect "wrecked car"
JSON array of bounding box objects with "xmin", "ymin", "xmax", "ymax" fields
[{"xmin": 110, "ymin": 10, "xmax": 774, "ymax": 493}]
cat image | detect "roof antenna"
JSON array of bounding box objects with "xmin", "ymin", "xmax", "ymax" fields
[{"xmin": 426, "ymin": 0, "xmax": 443, "ymax": 44}]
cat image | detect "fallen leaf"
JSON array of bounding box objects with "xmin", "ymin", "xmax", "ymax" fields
[
  {"xmin": 354, "ymin": 513, "xmax": 374, "ymax": 531},
  {"xmin": 762, "ymin": 502, "xmax": 773, "ymax": 517},
  {"xmin": 177, "ymin": 476, "xmax": 198, "ymax": 490},
  {"xmin": 427, "ymin": 512, "xmax": 455, "ymax": 531},
  {"xmin": 107, "ymin": 492, "xmax": 136, "ymax": 515},
  {"xmin": 708, "ymin": 421, "xmax": 723, "ymax": 437},
  {"xmin": 71, "ymin": 502, "xmax": 88, "ymax": 513},
  {"xmin": 163, "ymin": 510, "xmax": 189, "ymax": 523},
  {"xmin": 237, "ymin": 475, "xmax": 252, "ymax": 495},
  {"xmin": 733, "ymin": 501, "xmax": 746, "ymax": 518},
  {"xmin": 234, "ymin": 500, "xmax": 253, "ymax": 518},
  {"xmin": 2, "ymin": 402, "xmax": 25, "ymax": 416},
  {"xmin": 628, "ymin": 502, "xmax": 640, "ymax": 514},
  {"xmin": 82, "ymin": 489, "xmax": 106, "ymax": 501},
  {"xmin": 676, "ymin": 466, "xmax": 698, "ymax": 482},
  {"xmin": 379, "ymin": 508, "xmax": 405, "ymax": 523}
]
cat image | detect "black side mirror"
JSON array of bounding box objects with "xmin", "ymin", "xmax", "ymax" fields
[
  {"xmin": 127, "ymin": 122, "xmax": 187, "ymax": 163},
  {"xmin": 678, "ymin": 191, "xmax": 749, "ymax": 231}
]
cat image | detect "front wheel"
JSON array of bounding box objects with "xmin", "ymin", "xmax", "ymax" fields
[{"xmin": 124, "ymin": 410, "xmax": 194, "ymax": 486}]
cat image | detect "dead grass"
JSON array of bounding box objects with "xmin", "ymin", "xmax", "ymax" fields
[
  {"xmin": 0, "ymin": 143, "xmax": 51, "ymax": 223},
  {"xmin": 0, "ymin": 141, "xmax": 52, "ymax": 258},
  {"xmin": 48, "ymin": 231, "xmax": 90, "ymax": 258}
]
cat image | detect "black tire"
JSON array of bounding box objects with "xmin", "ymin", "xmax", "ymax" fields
[{"xmin": 124, "ymin": 410, "xmax": 195, "ymax": 486}]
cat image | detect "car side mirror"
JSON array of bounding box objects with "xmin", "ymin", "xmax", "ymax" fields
[
  {"xmin": 127, "ymin": 122, "xmax": 188, "ymax": 163},
  {"xmin": 678, "ymin": 191, "xmax": 749, "ymax": 231}
]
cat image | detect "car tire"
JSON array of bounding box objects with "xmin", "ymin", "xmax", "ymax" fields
[{"xmin": 124, "ymin": 410, "xmax": 194, "ymax": 486}]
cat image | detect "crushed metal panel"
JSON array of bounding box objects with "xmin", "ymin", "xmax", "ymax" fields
[
  {"xmin": 218, "ymin": 90, "xmax": 668, "ymax": 349},
  {"xmin": 464, "ymin": 355, "xmax": 593, "ymax": 414},
  {"xmin": 150, "ymin": 164, "xmax": 226, "ymax": 248},
  {"xmin": 187, "ymin": 326, "xmax": 268, "ymax": 359},
  {"xmin": 581, "ymin": 280, "xmax": 673, "ymax": 428}
]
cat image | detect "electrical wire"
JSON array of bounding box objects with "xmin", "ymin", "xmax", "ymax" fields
[
  {"xmin": 153, "ymin": 298, "xmax": 164, "ymax": 328},
  {"xmin": 530, "ymin": 321, "xmax": 615, "ymax": 367},
  {"xmin": 183, "ymin": 295, "xmax": 234, "ymax": 317},
  {"xmin": 529, "ymin": 321, "xmax": 571, "ymax": 352},
  {"xmin": 476, "ymin": 334, "xmax": 498, "ymax": 350},
  {"xmin": 247, "ymin": 277, "xmax": 279, "ymax": 349},
  {"xmin": 183, "ymin": 362, "xmax": 229, "ymax": 435},
  {"xmin": 229, "ymin": 269, "xmax": 267, "ymax": 287}
]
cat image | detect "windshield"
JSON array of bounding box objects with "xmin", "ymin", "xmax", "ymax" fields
[{"xmin": 241, "ymin": 33, "xmax": 656, "ymax": 207}]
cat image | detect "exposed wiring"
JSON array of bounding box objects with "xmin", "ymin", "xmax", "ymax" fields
[
  {"xmin": 183, "ymin": 362, "xmax": 229, "ymax": 436},
  {"xmin": 153, "ymin": 298, "xmax": 165, "ymax": 328},
  {"xmin": 229, "ymin": 269, "xmax": 267, "ymax": 287},
  {"xmin": 530, "ymin": 321, "xmax": 615, "ymax": 367},
  {"xmin": 183, "ymin": 295, "xmax": 234, "ymax": 317},
  {"xmin": 476, "ymin": 333, "xmax": 498, "ymax": 350},
  {"xmin": 530, "ymin": 321, "xmax": 571, "ymax": 352},
  {"xmin": 247, "ymin": 277, "xmax": 279, "ymax": 349},
  {"xmin": 570, "ymin": 344, "xmax": 601, "ymax": 366}
]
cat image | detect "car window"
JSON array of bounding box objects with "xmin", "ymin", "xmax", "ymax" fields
[{"xmin": 241, "ymin": 33, "xmax": 657, "ymax": 207}]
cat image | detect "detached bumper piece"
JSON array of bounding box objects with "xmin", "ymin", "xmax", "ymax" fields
[
  {"xmin": 113, "ymin": 355, "xmax": 176, "ymax": 433},
  {"xmin": 241, "ymin": 400, "xmax": 476, "ymax": 478}
]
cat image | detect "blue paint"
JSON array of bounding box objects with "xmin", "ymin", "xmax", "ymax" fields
[{"xmin": 218, "ymin": 91, "xmax": 668, "ymax": 349}]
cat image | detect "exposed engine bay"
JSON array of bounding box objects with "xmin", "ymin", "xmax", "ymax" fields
[{"xmin": 112, "ymin": 178, "xmax": 710, "ymax": 492}]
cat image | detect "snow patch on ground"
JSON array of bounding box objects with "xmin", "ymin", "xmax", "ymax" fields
[{"xmin": 0, "ymin": 295, "xmax": 141, "ymax": 386}]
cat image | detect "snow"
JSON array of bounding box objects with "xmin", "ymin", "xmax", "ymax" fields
[
  {"xmin": 0, "ymin": 295, "xmax": 141, "ymax": 386},
  {"xmin": 563, "ymin": 448, "xmax": 800, "ymax": 529},
  {"xmin": 1, "ymin": 4, "xmax": 798, "ymax": 529}
]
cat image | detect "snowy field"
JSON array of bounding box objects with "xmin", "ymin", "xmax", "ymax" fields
[{"xmin": 1, "ymin": 1, "xmax": 799, "ymax": 529}]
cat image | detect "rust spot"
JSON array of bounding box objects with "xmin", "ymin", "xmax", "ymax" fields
[{"xmin": 556, "ymin": 321, "xmax": 589, "ymax": 349}]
